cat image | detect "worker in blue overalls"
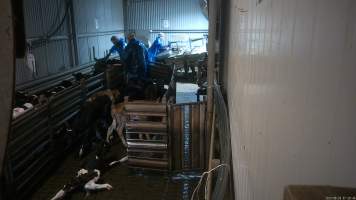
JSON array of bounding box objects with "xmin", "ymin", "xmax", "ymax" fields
[
  {"xmin": 124, "ymin": 32, "xmax": 148, "ymax": 81},
  {"xmin": 148, "ymin": 33, "xmax": 167, "ymax": 63},
  {"xmin": 105, "ymin": 36, "xmax": 126, "ymax": 60},
  {"xmin": 121, "ymin": 33, "xmax": 150, "ymax": 100}
]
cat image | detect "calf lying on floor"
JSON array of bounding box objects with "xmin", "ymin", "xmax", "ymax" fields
[{"xmin": 50, "ymin": 143, "xmax": 128, "ymax": 200}]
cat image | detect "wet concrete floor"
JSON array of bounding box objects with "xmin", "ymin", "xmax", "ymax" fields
[{"xmin": 29, "ymin": 142, "xmax": 202, "ymax": 200}]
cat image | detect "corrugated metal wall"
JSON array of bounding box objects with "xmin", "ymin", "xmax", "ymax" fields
[
  {"xmin": 16, "ymin": 0, "xmax": 72, "ymax": 84},
  {"xmin": 125, "ymin": 0, "xmax": 208, "ymax": 46},
  {"xmin": 16, "ymin": 0, "xmax": 124, "ymax": 85},
  {"xmin": 74, "ymin": 0, "xmax": 125, "ymax": 65},
  {"xmin": 16, "ymin": 0, "xmax": 206, "ymax": 85},
  {"xmin": 225, "ymin": 0, "xmax": 356, "ymax": 199}
]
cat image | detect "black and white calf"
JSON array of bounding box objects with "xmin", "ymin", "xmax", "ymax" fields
[{"xmin": 50, "ymin": 143, "xmax": 128, "ymax": 200}]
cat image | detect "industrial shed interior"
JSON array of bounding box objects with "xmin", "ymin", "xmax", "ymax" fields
[{"xmin": 1, "ymin": 0, "xmax": 356, "ymax": 200}]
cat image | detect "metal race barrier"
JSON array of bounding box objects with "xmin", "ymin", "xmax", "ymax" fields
[
  {"xmin": 5, "ymin": 70, "xmax": 106, "ymax": 200},
  {"xmin": 124, "ymin": 100, "xmax": 169, "ymax": 171}
]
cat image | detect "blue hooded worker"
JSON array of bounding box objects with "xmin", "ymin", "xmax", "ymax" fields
[
  {"xmin": 123, "ymin": 32, "xmax": 149, "ymax": 80},
  {"xmin": 105, "ymin": 36, "xmax": 126, "ymax": 60},
  {"xmin": 148, "ymin": 33, "xmax": 167, "ymax": 62}
]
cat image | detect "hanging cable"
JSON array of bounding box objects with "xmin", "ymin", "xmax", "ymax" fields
[
  {"xmin": 46, "ymin": 0, "xmax": 66, "ymax": 36},
  {"xmin": 190, "ymin": 164, "xmax": 230, "ymax": 200},
  {"xmin": 29, "ymin": 0, "xmax": 71, "ymax": 49},
  {"xmin": 46, "ymin": 0, "xmax": 70, "ymax": 38}
]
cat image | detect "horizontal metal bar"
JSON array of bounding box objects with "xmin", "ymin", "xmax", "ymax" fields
[
  {"xmin": 170, "ymin": 101, "xmax": 207, "ymax": 107},
  {"xmin": 77, "ymin": 30, "xmax": 124, "ymax": 38},
  {"xmin": 10, "ymin": 134, "xmax": 50, "ymax": 169},
  {"xmin": 51, "ymin": 84, "xmax": 81, "ymax": 99},
  {"xmin": 127, "ymin": 142, "xmax": 167, "ymax": 150},
  {"xmin": 128, "ymin": 149, "xmax": 168, "ymax": 154},
  {"xmin": 15, "ymin": 151, "xmax": 52, "ymax": 190},
  {"xmin": 86, "ymin": 79, "xmax": 103, "ymax": 88},
  {"xmin": 127, "ymin": 155, "xmax": 168, "ymax": 162},
  {"xmin": 50, "ymin": 91, "xmax": 82, "ymax": 108},
  {"xmin": 86, "ymin": 86, "xmax": 104, "ymax": 97},
  {"xmin": 50, "ymin": 98, "xmax": 81, "ymax": 118},
  {"xmin": 124, "ymin": 103, "xmax": 166, "ymax": 113},
  {"xmin": 12, "ymin": 139, "xmax": 50, "ymax": 172},
  {"xmin": 16, "ymin": 65, "xmax": 94, "ymax": 92},
  {"xmin": 149, "ymin": 29, "xmax": 208, "ymax": 33},
  {"xmin": 26, "ymin": 35, "xmax": 70, "ymax": 42},
  {"xmin": 126, "ymin": 111, "xmax": 167, "ymax": 117},
  {"xmin": 53, "ymin": 110, "xmax": 79, "ymax": 128},
  {"xmin": 9, "ymin": 120, "xmax": 48, "ymax": 153},
  {"xmin": 124, "ymin": 100, "xmax": 167, "ymax": 105},
  {"xmin": 126, "ymin": 131, "xmax": 167, "ymax": 136},
  {"xmin": 127, "ymin": 158, "xmax": 168, "ymax": 169},
  {"xmin": 127, "ymin": 138, "xmax": 167, "ymax": 143},
  {"xmin": 15, "ymin": 53, "xmax": 117, "ymax": 93},
  {"xmin": 126, "ymin": 121, "xmax": 167, "ymax": 131}
]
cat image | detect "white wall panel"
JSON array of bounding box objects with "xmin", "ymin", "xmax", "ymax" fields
[{"xmin": 225, "ymin": 0, "xmax": 356, "ymax": 199}]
